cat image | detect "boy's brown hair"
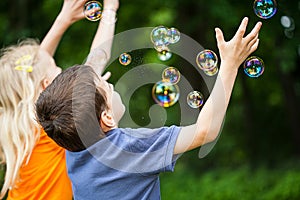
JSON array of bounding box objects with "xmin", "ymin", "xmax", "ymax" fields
[{"xmin": 36, "ymin": 65, "xmax": 108, "ymax": 152}]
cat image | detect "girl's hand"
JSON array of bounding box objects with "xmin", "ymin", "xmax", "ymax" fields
[{"xmin": 57, "ymin": 0, "xmax": 87, "ymax": 25}]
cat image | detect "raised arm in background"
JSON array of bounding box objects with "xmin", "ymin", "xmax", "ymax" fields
[
  {"xmin": 40, "ymin": 0, "xmax": 86, "ymax": 56},
  {"xmin": 85, "ymin": 0, "xmax": 119, "ymax": 77}
]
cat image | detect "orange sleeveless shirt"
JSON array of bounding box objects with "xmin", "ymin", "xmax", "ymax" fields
[{"xmin": 7, "ymin": 130, "xmax": 72, "ymax": 200}]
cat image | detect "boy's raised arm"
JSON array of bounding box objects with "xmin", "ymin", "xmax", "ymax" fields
[
  {"xmin": 85, "ymin": 0, "xmax": 119, "ymax": 77},
  {"xmin": 174, "ymin": 17, "xmax": 262, "ymax": 154},
  {"xmin": 40, "ymin": 0, "xmax": 86, "ymax": 56}
]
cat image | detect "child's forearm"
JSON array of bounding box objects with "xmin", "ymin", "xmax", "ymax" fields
[
  {"xmin": 40, "ymin": 0, "xmax": 85, "ymax": 56},
  {"xmin": 87, "ymin": 0, "xmax": 119, "ymax": 76},
  {"xmin": 174, "ymin": 63, "xmax": 238, "ymax": 154},
  {"xmin": 174, "ymin": 18, "xmax": 262, "ymax": 154},
  {"xmin": 40, "ymin": 17, "xmax": 72, "ymax": 56},
  {"xmin": 192, "ymin": 63, "xmax": 238, "ymax": 145},
  {"xmin": 90, "ymin": 9, "xmax": 117, "ymax": 60}
]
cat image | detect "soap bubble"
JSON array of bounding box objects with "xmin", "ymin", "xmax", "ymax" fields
[
  {"xmin": 150, "ymin": 26, "xmax": 170, "ymax": 47},
  {"xmin": 187, "ymin": 91, "xmax": 204, "ymax": 108},
  {"xmin": 243, "ymin": 56, "xmax": 265, "ymax": 78},
  {"xmin": 167, "ymin": 27, "xmax": 180, "ymax": 44},
  {"xmin": 152, "ymin": 81, "xmax": 180, "ymax": 107},
  {"xmin": 162, "ymin": 67, "xmax": 181, "ymax": 84},
  {"xmin": 281, "ymin": 16, "xmax": 292, "ymax": 28},
  {"xmin": 253, "ymin": 0, "xmax": 277, "ymax": 19},
  {"xmin": 196, "ymin": 49, "xmax": 218, "ymax": 71},
  {"xmin": 84, "ymin": 1, "xmax": 102, "ymax": 21},
  {"xmin": 119, "ymin": 53, "xmax": 132, "ymax": 66},
  {"xmin": 157, "ymin": 50, "xmax": 172, "ymax": 61}
]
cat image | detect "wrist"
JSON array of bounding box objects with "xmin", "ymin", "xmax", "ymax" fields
[
  {"xmin": 55, "ymin": 14, "xmax": 73, "ymax": 28},
  {"xmin": 101, "ymin": 9, "xmax": 117, "ymax": 24},
  {"xmin": 218, "ymin": 63, "xmax": 239, "ymax": 80}
]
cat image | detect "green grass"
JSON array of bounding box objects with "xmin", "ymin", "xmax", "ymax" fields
[
  {"xmin": 161, "ymin": 162, "xmax": 300, "ymax": 200},
  {"xmin": 1, "ymin": 162, "xmax": 300, "ymax": 200}
]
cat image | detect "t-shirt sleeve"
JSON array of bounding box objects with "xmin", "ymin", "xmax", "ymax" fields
[{"xmin": 125, "ymin": 125, "xmax": 181, "ymax": 173}]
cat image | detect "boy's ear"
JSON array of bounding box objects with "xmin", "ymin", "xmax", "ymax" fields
[
  {"xmin": 100, "ymin": 110, "xmax": 116, "ymax": 130},
  {"xmin": 41, "ymin": 78, "xmax": 50, "ymax": 90}
]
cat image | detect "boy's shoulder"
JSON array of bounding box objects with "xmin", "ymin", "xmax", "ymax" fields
[{"xmin": 111, "ymin": 125, "xmax": 180, "ymax": 138}]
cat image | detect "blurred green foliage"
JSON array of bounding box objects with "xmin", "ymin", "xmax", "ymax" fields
[
  {"xmin": 0, "ymin": 0, "xmax": 299, "ymax": 199},
  {"xmin": 161, "ymin": 161, "xmax": 300, "ymax": 200}
]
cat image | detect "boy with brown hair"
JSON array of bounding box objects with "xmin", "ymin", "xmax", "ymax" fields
[{"xmin": 36, "ymin": 17, "xmax": 262, "ymax": 200}]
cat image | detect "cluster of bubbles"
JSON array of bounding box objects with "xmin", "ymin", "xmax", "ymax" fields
[
  {"xmin": 149, "ymin": 26, "xmax": 205, "ymax": 108},
  {"xmin": 150, "ymin": 26, "xmax": 181, "ymax": 61},
  {"xmin": 119, "ymin": 53, "xmax": 132, "ymax": 66},
  {"xmin": 246, "ymin": 0, "xmax": 278, "ymax": 77},
  {"xmin": 152, "ymin": 67, "xmax": 181, "ymax": 107},
  {"xmin": 152, "ymin": 66, "xmax": 204, "ymax": 109},
  {"xmin": 280, "ymin": 15, "xmax": 295, "ymax": 39},
  {"xmin": 196, "ymin": 49, "xmax": 219, "ymax": 76},
  {"xmin": 83, "ymin": 1, "xmax": 103, "ymax": 21}
]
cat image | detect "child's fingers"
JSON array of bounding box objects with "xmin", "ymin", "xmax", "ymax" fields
[
  {"xmin": 234, "ymin": 17, "xmax": 248, "ymax": 39},
  {"xmin": 215, "ymin": 27, "xmax": 225, "ymax": 47},
  {"xmin": 249, "ymin": 39, "xmax": 260, "ymax": 54},
  {"xmin": 245, "ymin": 21, "xmax": 262, "ymax": 44},
  {"xmin": 102, "ymin": 71, "xmax": 111, "ymax": 81},
  {"xmin": 247, "ymin": 34, "xmax": 259, "ymax": 49}
]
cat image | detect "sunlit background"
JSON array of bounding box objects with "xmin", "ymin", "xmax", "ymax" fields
[{"xmin": 0, "ymin": 0, "xmax": 299, "ymax": 199}]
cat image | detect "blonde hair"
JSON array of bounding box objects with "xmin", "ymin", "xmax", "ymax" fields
[{"xmin": 0, "ymin": 39, "xmax": 48, "ymax": 198}]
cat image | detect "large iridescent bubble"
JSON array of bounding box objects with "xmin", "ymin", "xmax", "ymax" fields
[
  {"xmin": 243, "ymin": 56, "xmax": 265, "ymax": 78},
  {"xmin": 84, "ymin": 1, "xmax": 102, "ymax": 21},
  {"xmin": 196, "ymin": 49, "xmax": 218, "ymax": 71},
  {"xmin": 152, "ymin": 81, "xmax": 180, "ymax": 107},
  {"xmin": 253, "ymin": 0, "xmax": 277, "ymax": 19},
  {"xmin": 187, "ymin": 91, "xmax": 204, "ymax": 108},
  {"xmin": 167, "ymin": 28, "xmax": 181, "ymax": 44},
  {"xmin": 162, "ymin": 67, "xmax": 181, "ymax": 84},
  {"xmin": 150, "ymin": 26, "xmax": 170, "ymax": 47}
]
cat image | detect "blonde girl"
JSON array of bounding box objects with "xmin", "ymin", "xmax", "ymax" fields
[{"xmin": 0, "ymin": 0, "xmax": 87, "ymax": 199}]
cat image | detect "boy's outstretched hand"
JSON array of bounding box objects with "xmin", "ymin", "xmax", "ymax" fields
[
  {"xmin": 215, "ymin": 17, "xmax": 262, "ymax": 71},
  {"xmin": 174, "ymin": 17, "xmax": 262, "ymax": 155}
]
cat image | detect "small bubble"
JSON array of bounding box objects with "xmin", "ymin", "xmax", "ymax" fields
[
  {"xmin": 162, "ymin": 67, "xmax": 181, "ymax": 84},
  {"xmin": 119, "ymin": 53, "xmax": 132, "ymax": 66},
  {"xmin": 253, "ymin": 0, "xmax": 277, "ymax": 19},
  {"xmin": 150, "ymin": 26, "xmax": 170, "ymax": 47},
  {"xmin": 280, "ymin": 16, "xmax": 292, "ymax": 28},
  {"xmin": 157, "ymin": 50, "xmax": 172, "ymax": 61},
  {"xmin": 196, "ymin": 49, "xmax": 218, "ymax": 71},
  {"xmin": 167, "ymin": 27, "xmax": 181, "ymax": 44},
  {"xmin": 152, "ymin": 81, "xmax": 180, "ymax": 107},
  {"xmin": 243, "ymin": 56, "xmax": 265, "ymax": 78},
  {"xmin": 187, "ymin": 91, "xmax": 204, "ymax": 108},
  {"xmin": 84, "ymin": 1, "xmax": 102, "ymax": 21}
]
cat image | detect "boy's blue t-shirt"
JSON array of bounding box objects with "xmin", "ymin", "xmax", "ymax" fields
[{"xmin": 66, "ymin": 125, "xmax": 181, "ymax": 200}]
